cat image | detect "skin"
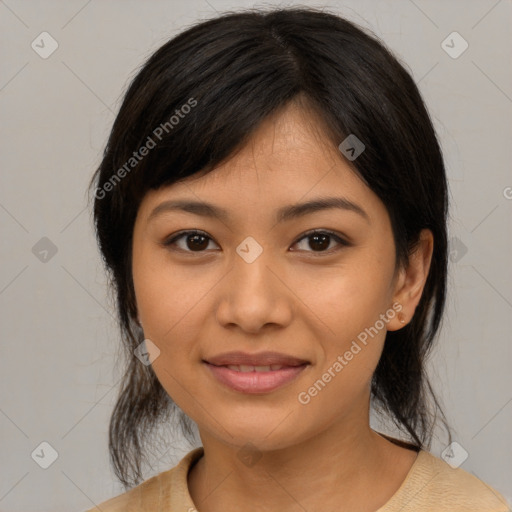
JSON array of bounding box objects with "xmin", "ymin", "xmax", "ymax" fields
[{"xmin": 131, "ymin": 101, "xmax": 434, "ymax": 512}]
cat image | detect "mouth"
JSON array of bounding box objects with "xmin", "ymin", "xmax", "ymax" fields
[
  {"xmin": 203, "ymin": 360, "xmax": 310, "ymax": 394},
  {"xmin": 209, "ymin": 363, "xmax": 298, "ymax": 372},
  {"xmin": 203, "ymin": 350, "xmax": 310, "ymax": 368}
]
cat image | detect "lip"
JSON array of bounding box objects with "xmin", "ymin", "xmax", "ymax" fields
[
  {"xmin": 204, "ymin": 362, "xmax": 309, "ymax": 394},
  {"xmin": 204, "ymin": 350, "xmax": 310, "ymax": 367}
]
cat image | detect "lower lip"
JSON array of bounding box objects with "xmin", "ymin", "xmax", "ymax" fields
[{"xmin": 204, "ymin": 362, "xmax": 308, "ymax": 394}]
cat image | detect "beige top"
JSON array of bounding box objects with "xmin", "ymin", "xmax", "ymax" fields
[{"xmin": 84, "ymin": 446, "xmax": 510, "ymax": 511}]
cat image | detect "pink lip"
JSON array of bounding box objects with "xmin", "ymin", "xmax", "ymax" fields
[{"xmin": 204, "ymin": 362, "xmax": 308, "ymax": 394}]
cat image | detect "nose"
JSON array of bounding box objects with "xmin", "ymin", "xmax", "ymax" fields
[{"xmin": 215, "ymin": 246, "xmax": 293, "ymax": 334}]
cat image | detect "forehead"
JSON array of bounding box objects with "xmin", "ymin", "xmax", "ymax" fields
[{"xmin": 137, "ymin": 103, "xmax": 385, "ymax": 225}]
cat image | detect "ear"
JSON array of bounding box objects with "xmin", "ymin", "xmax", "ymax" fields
[{"xmin": 387, "ymin": 229, "xmax": 434, "ymax": 331}]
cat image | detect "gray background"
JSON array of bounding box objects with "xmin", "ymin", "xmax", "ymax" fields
[{"xmin": 1, "ymin": 0, "xmax": 511, "ymax": 510}]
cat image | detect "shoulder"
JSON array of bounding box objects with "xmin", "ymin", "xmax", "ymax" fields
[
  {"xmin": 80, "ymin": 447, "xmax": 204, "ymax": 512},
  {"xmin": 380, "ymin": 449, "xmax": 510, "ymax": 512},
  {"xmin": 81, "ymin": 469, "xmax": 172, "ymax": 512}
]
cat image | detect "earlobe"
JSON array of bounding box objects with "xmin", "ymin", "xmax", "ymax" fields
[
  {"xmin": 388, "ymin": 229, "xmax": 434, "ymax": 331},
  {"xmin": 387, "ymin": 302, "xmax": 408, "ymax": 331}
]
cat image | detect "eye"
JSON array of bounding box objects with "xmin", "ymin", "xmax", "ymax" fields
[
  {"xmin": 291, "ymin": 229, "xmax": 350, "ymax": 255},
  {"xmin": 163, "ymin": 230, "xmax": 219, "ymax": 253},
  {"xmin": 163, "ymin": 229, "xmax": 350, "ymax": 255}
]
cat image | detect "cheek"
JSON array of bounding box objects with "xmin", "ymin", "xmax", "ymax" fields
[
  {"xmin": 132, "ymin": 254, "xmax": 211, "ymax": 412},
  {"xmin": 299, "ymin": 258, "xmax": 394, "ymax": 334},
  {"xmin": 295, "ymin": 260, "xmax": 392, "ymax": 385},
  {"xmin": 296, "ymin": 277, "xmax": 387, "ymax": 418},
  {"xmin": 133, "ymin": 247, "xmax": 211, "ymax": 340}
]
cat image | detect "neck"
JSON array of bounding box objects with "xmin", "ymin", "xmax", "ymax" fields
[{"xmin": 187, "ymin": 411, "xmax": 418, "ymax": 512}]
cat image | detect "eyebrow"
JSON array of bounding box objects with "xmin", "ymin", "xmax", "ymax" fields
[{"xmin": 147, "ymin": 196, "xmax": 370, "ymax": 224}]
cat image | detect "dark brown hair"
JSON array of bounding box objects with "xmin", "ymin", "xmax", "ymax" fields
[{"xmin": 89, "ymin": 6, "xmax": 451, "ymax": 488}]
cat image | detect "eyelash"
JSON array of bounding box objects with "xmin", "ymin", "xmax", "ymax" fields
[{"xmin": 162, "ymin": 229, "xmax": 350, "ymax": 256}]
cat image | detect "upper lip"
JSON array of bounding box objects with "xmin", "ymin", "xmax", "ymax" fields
[{"xmin": 204, "ymin": 351, "xmax": 310, "ymax": 367}]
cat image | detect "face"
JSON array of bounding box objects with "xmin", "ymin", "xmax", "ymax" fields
[{"xmin": 131, "ymin": 102, "xmax": 407, "ymax": 452}]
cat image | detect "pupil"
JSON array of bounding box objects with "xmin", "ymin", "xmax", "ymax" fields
[
  {"xmin": 310, "ymin": 234, "xmax": 329, "ymax": 251},
  {"xmin": 188, "ymin": 234, "xmax": 208, "ymax": 251}
]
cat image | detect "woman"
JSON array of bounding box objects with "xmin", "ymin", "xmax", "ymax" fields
[{"xmin": 85, "ymin": 7, "xmax": 509, "ymax": 511}]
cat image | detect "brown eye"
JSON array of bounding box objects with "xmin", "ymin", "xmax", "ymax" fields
[
  {"xmin": 184, "ymin": 233, "xmax": 209, "ymax": 251},
  {"xmin": 164, "ymin": 230, "xmax": 219, "ymax": 253},
  {"xmin": 291, "ymin": 230, "xmax": 349, "ymax": 254},
  {"xmin": 308, "ymin": 233, "xmax": 330, "ymax": 251}
]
